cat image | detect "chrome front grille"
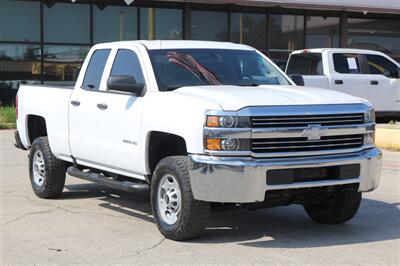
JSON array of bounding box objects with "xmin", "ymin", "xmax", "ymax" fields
[
  {"xmin": 251, "ymin": 113, "xmax": 364, "ymax": 128},
  {"xmin": 252, "ymin": 134, "xmax": 364, "ymax": 153}
]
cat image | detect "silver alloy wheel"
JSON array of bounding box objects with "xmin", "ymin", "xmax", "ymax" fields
[
  {"xmin": 157, "ymin": 173, "xmax": 182, "ymax": 225},
  {"xmin": 32, "ymin": 150, "xmax": 45, "ymax": 187}
]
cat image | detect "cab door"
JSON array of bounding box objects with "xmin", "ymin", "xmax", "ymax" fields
[
  {"xmin": 89, "ymin": 47, "xmax": 149, "ymax": 175},
  {"xmin": 328, "ymin": 52, "xmax": 370, "ymax": 100},
  {"xmin": 363, "ymin": 53, "xmax": 400, "ymax": 112}
]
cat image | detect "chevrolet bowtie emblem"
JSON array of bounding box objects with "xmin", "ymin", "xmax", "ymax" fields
[{"xmin": 301, "ymin": 125, "xmax": 327, "ymax": 140}]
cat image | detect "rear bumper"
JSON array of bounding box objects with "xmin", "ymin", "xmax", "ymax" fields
[{"xmin": 188, "ymin": 148, "xmax": 382, "ymax": 203}]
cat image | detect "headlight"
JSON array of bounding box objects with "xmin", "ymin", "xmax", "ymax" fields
[
  {"xmin": 206, "ymin": 115, "xmax": 250, "ymax": 128},
  {"xmin": 364, "ymin": 132, "xmax": 375, "ymax": 145},
  {"xmin": 205, "ymin": 138, "xmax": 249, "ymax": 151},
  {"xmin": 364, "ymin": 108, "xmax": 375, "ymax": 123}
]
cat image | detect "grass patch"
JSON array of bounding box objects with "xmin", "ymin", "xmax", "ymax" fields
[{"xmin": 0, "ymin": 106, "xmax": 16, "ymax": 129}]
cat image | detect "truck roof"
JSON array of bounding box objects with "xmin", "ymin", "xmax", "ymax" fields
[
  {"xmin": 290, "ymin": 48, "xmax": 387, "ymax": 55},
  {"xmin": 105, "ymin": 40, "xmax": 255, "ymax": 51}
]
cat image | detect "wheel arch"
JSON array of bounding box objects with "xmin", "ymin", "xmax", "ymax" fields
[
  {"xmin": 145, "ymin": 131, "xmax": 188, "ymax": 176},
  {"xmin": 26, "ymin": 115, "xmax": 48, "ymax": 146}
]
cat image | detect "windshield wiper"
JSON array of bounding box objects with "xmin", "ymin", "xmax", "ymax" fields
[{"xmin": 237, "ymin": 83, "xmax": 261, "ymax": 87}]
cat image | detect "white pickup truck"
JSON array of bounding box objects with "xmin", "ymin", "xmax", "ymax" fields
[
  {"xmin": 16, "ymin": 40, "xmax": 382, "ymax": 241},
  {"xmin": 285, "ymin": 48, "xmax": 400, "ymax": 120}
]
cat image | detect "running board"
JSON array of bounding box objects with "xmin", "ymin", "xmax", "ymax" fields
[{"xmin": 67, "ymin": 166, "xmax": 149, "ymax": 193}]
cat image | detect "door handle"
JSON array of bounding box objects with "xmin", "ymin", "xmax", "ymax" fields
[
  {"xmin": 370, "ymin": 80, "xmax": 379, "ymax": 85},
  {"xmin": 97, "ymin": 103, "xmax": 108, "ymax": 110},
  {"xmin": 334, "ymin": 80, "xmax": 343, "ymax": 85},
  {"xmin": 70, "ymin": 100, "xmax": 80, "ymax": 106}
]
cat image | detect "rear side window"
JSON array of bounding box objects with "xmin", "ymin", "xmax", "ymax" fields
[
  {"xmin": 286, "ymin": 53, "xmax": 323, "ymax": 75},
  {"xmin": 333, "ymin": 53, "xmax": 361, "ymax": 74},
  {"xmin": 110, "ymin": 49, "xmax": 145, "ymax": 85},
  {"xmin": 82, "ymin": 49, "xmax": 111, "ymax": 90},
  {"xmin": 366, "ymin": 54, "xmax": 399, "ymax": 79}
]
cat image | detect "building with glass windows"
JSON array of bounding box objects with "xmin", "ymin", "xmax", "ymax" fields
[{"xmin": 0, "ymin": 0, "xmax": 399, "ymax": 105}]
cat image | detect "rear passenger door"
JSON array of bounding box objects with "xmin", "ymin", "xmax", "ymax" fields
[
  {"xmin": 363, "ymin": 54, "xmax": 400, "ymax": 112},
  {"xmin": 69, "ymin": 48, "xmax": 112, "ymax": 165},
  {"xmin": 329, "ymin": 53, "xmax": 370, "ymax": 100}
]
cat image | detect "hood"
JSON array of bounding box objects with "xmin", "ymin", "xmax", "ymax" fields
[{"xmin": 172, "ymin": 85, "xmax": 364, "ymax": 111}]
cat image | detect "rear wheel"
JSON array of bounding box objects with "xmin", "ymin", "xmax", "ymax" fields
[
  {"xmin": 29, "ymin": 137, "xmax": 66, "ymax": 198},
  {"xmin": 304, "ymin": 187, "xmax": 362, "ymax": 224},
  {"xmin": 151, "ymin": 156, "xmax": 210, "ymax": 241}
]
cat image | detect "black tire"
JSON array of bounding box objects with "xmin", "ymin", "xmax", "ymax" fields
[
  {"xmin": 151, "ymin": 156, "xmax": 210, "ymax": 241},
  {"xmin": 29, "ymin": 137, "xmax": 66, "ymax": 198},
  {"xmin": 304, "ymin": 188, "xmax": 362, "ymax": 224}
]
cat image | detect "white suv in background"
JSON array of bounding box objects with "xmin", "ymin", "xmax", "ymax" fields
[{"xmin": 286, "ymin": 48, "xmax": 400, "ymax": 119}]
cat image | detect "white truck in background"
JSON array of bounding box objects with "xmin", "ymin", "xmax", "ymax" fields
[
  {"xmin": 285, "ymin": 48, "xmax": 400, "ymax": 120},
  {"xmin": 16, "ymin": 41, "xmax": 382, "ymax": 241}
]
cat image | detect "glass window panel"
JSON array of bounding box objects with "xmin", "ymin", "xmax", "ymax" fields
[
  {"xmin": 43, "ymin": 45, "xmax": 90, "ymax": 85},
  {"xmin": 110, "ymin": 49, "xmax": 145, "ymax": 84},
  {"xmin": 366, "ymin": 54, "xmax": 399, "ymax": 79},
  {"xmin": 43, "ymin": 0, "xmax": 90, "ymax": 43},
  {"xmin": 191, "ymin": 10, "xmax": 228, "ymax": 41},
  {"xmin": 346, "ymin": 18, "xmax": 400, "ymax": 62},
  {"xmin": 230, "ymin": 12, "xmax": 267, "ymax": 50},
  {"xmin": 0, "ymin": 44, "xmax": 41, "ymax": 105},
  {"xmin": 140, "ymin": 8, "xmax": 182, "ymax": 40},
  {"xmin": 286, "ymin": 53, "xmax": 323, "ymax": 75},
  {"xmin": 82, "ymin": 49, "xmax": 110, "ymax": 90},
  {"xmin": 93, "ymin": 3, "xmax": 137, "ymax": 43},
  {"xmin": 270, "ymin": 14, "xmax": 304, "ymax": 50},
  {"xmin": 0, "ymin": 0, "xmax": 40, "ymax": 42},
  {"xmin": 268, "ymin": 51, "xmax": 290, "ymax": 70},
  {"xmin": 306, "ymin": 16, "xmax": 339, "ymax": 48},
  {"xmin": 332, "ymin": 53, "xmax": 361, "ymax": 74}
]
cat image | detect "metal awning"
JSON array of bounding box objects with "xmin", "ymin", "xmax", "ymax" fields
[{"xmin": 150, "ymin": 0, "xmax": 400, "ymax": 14}]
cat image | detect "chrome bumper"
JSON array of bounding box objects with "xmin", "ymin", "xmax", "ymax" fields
[{"xmin": 189, "ymin": 148, "xmax": 382, "ymax": 203}]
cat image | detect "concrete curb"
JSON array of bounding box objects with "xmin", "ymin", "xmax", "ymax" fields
[{"xmin": 376, "ymin": 127, "xmax": 400, "ymax": 151}]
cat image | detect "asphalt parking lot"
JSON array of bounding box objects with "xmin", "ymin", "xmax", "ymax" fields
[{"xmin": 1, "ymin": 129, "xmax": 399, "ymax": 265}]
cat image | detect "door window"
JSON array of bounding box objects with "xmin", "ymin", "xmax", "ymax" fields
[
  {"xmin": 82, "ymin": 49, "xmax": 111, "ymax": 90},
  {"xmin": 333, "ymin": 53, "xmax": 361, "ymax": 74},
  {"xmin": 286, "ymin": 53, "xmax": 323, "ymax": 75},
  {"xmin": 109, "ymin": 49, "xmax": 145, "ymax": 88},
  {"xmin": 365, "ymin": 54, "xmax": 399, "ymax": 79}
]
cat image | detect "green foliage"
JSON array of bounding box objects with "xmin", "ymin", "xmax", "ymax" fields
[{"xmin": 0, "ymin": 106, "xmax": 16, "ymax": 129}]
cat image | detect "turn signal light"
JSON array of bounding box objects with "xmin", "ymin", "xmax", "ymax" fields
[
  {"xmin": 206, "ymin": 138, "xmax": 221, "ymax": 150},
  {"xmin": 206, "ymin": 116, "xmax": 220, "ymax": 127}
]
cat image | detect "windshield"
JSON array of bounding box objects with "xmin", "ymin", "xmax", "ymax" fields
[{"xmin": 148, "ymin": 49, "xmax": 290, "ymax": 91}]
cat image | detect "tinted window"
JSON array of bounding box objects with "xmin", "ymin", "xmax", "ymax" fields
[
  {"xmin": 110, "ymin": 50, "xmax": 145, "ymax": 85},
  {"xmin": 149, "ymin": 49, "xmax": 289, "ymax": 91},
  {"xmin": 93, "ymin": 4, "xmax": 137, "ymax": 43},
  {"xmin": 140, "ymin": 8, "xmax": 182, "ymax": 40},
  {"xmin": 305, "ymin": 16, "xmax": 339, "ymax": 48},
  {"xmin": 333, "ymin": 53, "xmax": 361, "ymax": 74},
  {"xmin": 0, "ymin": 0, "xmax": 40, "ymax": 42},
  {"xmin": 82, "ymin": 49, "xmax": 110, "ymax": 90},
  {"xmin": 43, "ymin": 45, "xmax": 90, "ymax": 85},
  {"xmin": 286, "ymin": 53, "xmax": 323, "ymax": 75},
  {"xmin": 366, "ymin": 54, "xmax": 399, "ymax": 79},
  {"xmin": 191, "ymin": 10, "xmax": 228, "ymax": 41},
  {"xmin": 230, "ymin": 12, "xmax": 267, "ymax": 50},
  {"xmin": 43, "ymin": 0, "xmax": 90, "ymax": 43},
  {"xmin": 346, "ymin": 18, "xmax": 400, "ymax": 63},
  {"xmin": 270, "ymin": 14, "xmax": 304, "ymax": 50}
]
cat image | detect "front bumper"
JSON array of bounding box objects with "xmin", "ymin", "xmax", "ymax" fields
[{"xmin": 189, "ymin": 148, "xmax": 382, "ymax": 203}]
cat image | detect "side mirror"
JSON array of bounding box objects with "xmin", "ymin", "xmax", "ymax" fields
[
  {"xmin": 107, "ymin": 75, "xmax": 145, "ymax": 96},
  {"xmin": 289, "ymin": 74, "xmax": 305, "ymax": 86}
]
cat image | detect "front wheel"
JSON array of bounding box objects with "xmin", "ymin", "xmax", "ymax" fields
[
  {"xmin": 304, "ymin": 187, "xmax": 362, "ymax": 224},
  {"xmin": 29, "ymin": 137, "xmax": 66, "ymax": 198},
  {"xmin": 151, "ymin": 156, "xmax": 210, "ymax": 241}
]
